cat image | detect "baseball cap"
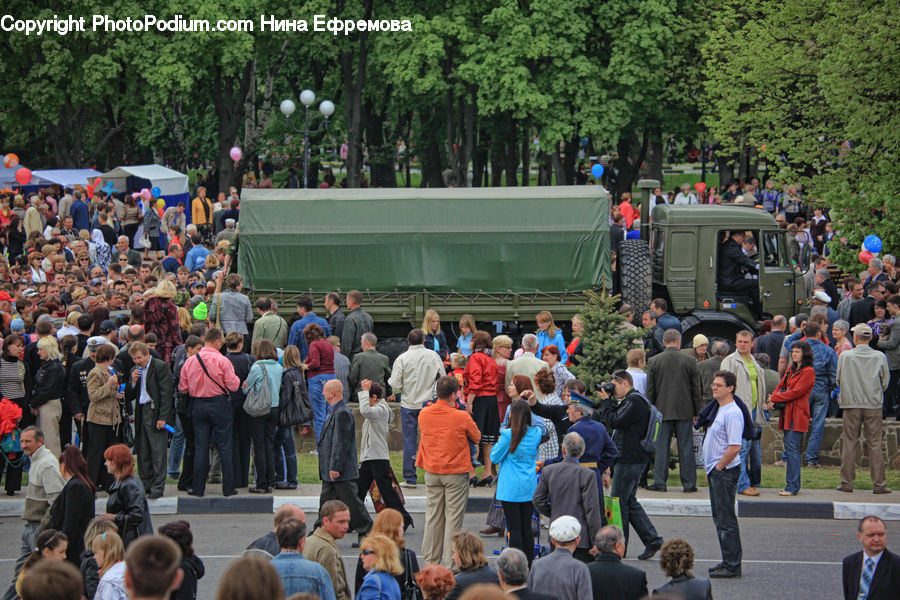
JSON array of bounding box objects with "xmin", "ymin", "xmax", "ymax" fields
[
  {"xmin": 191, "ymin": 281, "xmax": 205, "ymax": 289},
  {"xmin": 90, "ymin": 278, "xmax": 104, "ymax": 286},
  {"xmin": 0, "ymin": 291, "xmax": 13, "ymax": 302},
  {"xmin": 87, "ymin": 336, "xmax": 108, "ymax": 350},
  {"xmin": 10, "ymin": 318, "xmax": 24, "ymax": 332},
  {"xmin": 850, "ymin": 323, "xmax": 872, "ymax": 336},
  {"xmin": 692, "ymin": 334, "xmax": 710, "ymax": 348},
  {"xmin": 99, "ymin": 319, "xmax": 117, "ymax": 334},
  {"xmin": 813, "ymin": 290, "xmax": 831, "ymax": 304},
  {"xmin": 548, "ymin": 515, "xmax": 581, "ymax": 543},
  {"xmin": 21, "ymin": 288, "xmax": 39, "ymax": 298}
]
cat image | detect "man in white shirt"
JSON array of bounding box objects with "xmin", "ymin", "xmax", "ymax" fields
[
  {"xmin": 127, "ymin": 342, "xmax": 174, "ymax": 499},
  {"xmin": 703, "ymin": 370, "xmax": 744, "ymax": 579},
  {"xmin": 625, "ymin": 349, "xmax": 647, "ymax": 395}
]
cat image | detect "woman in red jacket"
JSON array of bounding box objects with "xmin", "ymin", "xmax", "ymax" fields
[
  {"xmin": 766, "ymin": 341, "xmax": 814, "ymax": 496},
  {"xmin": 464, "ymin": 331, "xmax": 498, "ymax": 487}
]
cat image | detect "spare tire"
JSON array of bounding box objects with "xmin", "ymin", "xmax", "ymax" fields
[{"xmin": 619, "ymin": 239, "xmax": 652, "ymax": 323}]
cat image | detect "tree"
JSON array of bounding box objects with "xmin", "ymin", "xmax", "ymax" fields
[{"xmin": 571, "ymin": 290, "xmax": 646, "ymax": 390}]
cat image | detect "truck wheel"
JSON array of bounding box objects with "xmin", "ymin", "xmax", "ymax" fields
[{"xmin": 619, "ymin": 239, "xmax": 652, "ymax": 322}]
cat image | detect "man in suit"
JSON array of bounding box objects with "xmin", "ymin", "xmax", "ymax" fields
[
  {"xmin": 646, "ymin": 329, "xmax": 702, "ymax": 492},
  {"xmin": 863, "ymin": 258, "xmax": 889, "ymax": 295},
  {"xmin": 317, "ymin": 379, "xmax": 372, "ymax": 540},
  {"xmin": 850, "ymin": 281, "xmax": 885, "ymax": 327},
  {"xmin": 126, "ymin": 341, "xmax": 174, "ymax": 499},
  {"xmin": 587, "ymin": 526, "xmax": 648, "ymax": 600},
  {"xmin": 348, "ymin": 332, "xmax": 391, "ymax": 393},
  {"xmin": 497, "ymin": 548, "xmax": 557, "ymax": 600},
  {"xmin": 717, "ymin": 230, "xmax": 759, "ymax": 309},
  {"xmin": 842, "ymin": 515, "xmax": 900, "ymax": 600},
  {"xmin": 533, "ymin": 432, "xmax": 603, "ymax": 563},
  {"xmin": 506, "ymin": 334, "xmax": 550, "ymax": 400}
]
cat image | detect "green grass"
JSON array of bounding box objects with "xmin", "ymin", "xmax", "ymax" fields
[{"xmin": 658, "ymin": 465, "xmax": 900, "ymax": 491}]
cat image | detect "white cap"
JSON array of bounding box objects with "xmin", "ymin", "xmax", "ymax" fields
[
  {"xmin": 813, "ymin": 290, "xmax": 831, "ymax": 304},
  {"xmin": 549, "ymin": 515, "xmax": 581, "ymax": 543}
]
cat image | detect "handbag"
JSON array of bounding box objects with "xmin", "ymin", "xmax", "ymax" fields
[
  {"xmin": 401, "ymin": 548, "xmax": 424, "ymax": 600},
  {"xmin": 604, "ymin": 496, "xmax": 622, "ymax": 528},
  {"xmin": 279, "ymin": 377, "xmax": 313, "ymax": 427},
  {"xmin": 117, "ymin": 403, "xmax": 134, "ymax": 448},
  {"xmin": 138, "ymin": 231, "xmax": 151, "ymax": 249},
  {"xmin": 1, "ymin": 429, "xmax": 22, "ymax": 453},
  {"xmin": 243, "ymin": 364, "xmax": 272, "ymax": 417}
]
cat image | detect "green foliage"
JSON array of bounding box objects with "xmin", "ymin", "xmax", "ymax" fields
[{"xmin": 571, "ymin": 289, "xmax": 645, "ymax": 390}]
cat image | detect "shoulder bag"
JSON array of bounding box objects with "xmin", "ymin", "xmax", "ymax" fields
[
  {"xmin": 402, "ymin": 549, "xmax": 424, "ymax": 600},
  {"xmin": 196, "ymin": 353, "xmax": 232, "ymax": 401},
  {"xmin": 243, "ymin": 364, "xmax": 271, "ymax": 417},
  {"xmin": 279, "ymin": 372, "xmax": 313, "ymax": 427}
]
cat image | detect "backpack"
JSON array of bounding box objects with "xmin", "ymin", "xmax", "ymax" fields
[
  {"xmin": 243, "ymin": 363, "xmax": 272, "ymax": 417},
  {"xmin": 637, "ymin": 392, "xmax": 663, "ymax": 453}
]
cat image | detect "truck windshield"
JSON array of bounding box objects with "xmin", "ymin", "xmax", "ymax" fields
[{"xmin": 762, "ymin": 231, "xmax": 790, "ymax": 268}]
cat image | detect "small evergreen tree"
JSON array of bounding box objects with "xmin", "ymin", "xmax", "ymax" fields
[{"xmin": 571, "ymin": 289, "xmax": 647, "ymax": 391}]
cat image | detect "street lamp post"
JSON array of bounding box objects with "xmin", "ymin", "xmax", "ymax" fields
[{"xmin": 280, "ymin": 90, "xmax": 335, "ymax": 189}]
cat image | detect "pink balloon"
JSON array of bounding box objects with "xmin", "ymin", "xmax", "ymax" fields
[
  {"xmin": 141, "ymin": 188, "xmax": 151, "ymax": 201},
  {"xmin": 859, "ymin": 250, "xmax": 873, "ymax": 264},
  {"xmin": 229, "ymin": 146, "xmax": 242, "ymax": 162},
  {"xmin": 14, "ymin": 168, "xmax": 31, "ymax": 185}
]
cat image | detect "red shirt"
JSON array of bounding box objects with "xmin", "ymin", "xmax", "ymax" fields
[
  {"xmin": 464, "ymin": 351, "xmax": 497, "ymax": 397},
  {"xmin": 306, "ymin": 339, "xmax": 335, "ymax": 378}
]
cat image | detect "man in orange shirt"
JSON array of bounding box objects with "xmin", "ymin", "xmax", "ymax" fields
[{"xmin": 417, "ymin": 375, "xmax": 481, "ymax": 567}]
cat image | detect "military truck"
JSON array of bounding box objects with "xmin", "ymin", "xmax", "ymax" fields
[{"xmin": 238, "ymin": 185, "xmax": 807, "ymax": 344}]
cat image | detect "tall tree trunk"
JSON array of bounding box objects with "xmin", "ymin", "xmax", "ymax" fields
[
  {"xmin": 212, "ymin": 61, "xmax": 254, "ymax": 194},
  {"xmin": 551, "ymin": 143, "xmax": 567, "ymax": 186},
  {"xmin": 641, "ymin": 125, "xmax": 664, "ymax": 185},
  {"xmin": 339, "ymin": 0, "xmax": 372, "ymax": 188},
  {"xmin": 538, "ymin": 150, "xmax": 553, "ymax": 186},
  {"xmin": 505, "ymin": 120, "xmax": 519, "ymax": 187},
  {"xmin": 520, "ymin": 129, "xmax": 531, "ymax": 187},
  {"xmin": 363, "ymin": 100, "xmax": 396, "ymax": 188},
  {"xmin": 472, "ymin": 123, "xmax": 487, "ymax": 188},
  {"xmin": 613, "ymin": 131, "xmax": 649, "ymax": 200}
]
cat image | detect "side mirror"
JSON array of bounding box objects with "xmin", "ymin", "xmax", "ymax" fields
[{"xmin": 799, "ymin": 244, "xmax": 812, "ymax": 273}]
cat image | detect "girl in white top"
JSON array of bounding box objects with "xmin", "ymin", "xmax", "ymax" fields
[{"xmin": 93, "ymin": 530, "xmax": 128, "ymax": 600}]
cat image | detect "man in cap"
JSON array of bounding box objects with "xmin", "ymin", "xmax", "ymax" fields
[
  {"xmin": 98, "ymin": 319, "xmax": 119, "ymax": 346},
  {"xmin": 835, "ymin": 323, "xmax": 891, "ymax": 494},
  {"xmin": 533, "ymin": 432, "xmax": 603, "ymax": 564},
  {"xmin": 527, "ymin": 515, "xmax": 592, "ymax": 600},
  {"xmin": 812, "ymin": 289, "xmax": 840, "ymax": 329}
]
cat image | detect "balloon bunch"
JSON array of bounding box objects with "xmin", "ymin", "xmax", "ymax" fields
[{"xmin": 858, "ymin": 234, "xmax": 883, "ymax": 264}]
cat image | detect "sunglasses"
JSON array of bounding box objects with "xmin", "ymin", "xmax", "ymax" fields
[{"xmin": 361, "ymin": 549, "xmax": 376, "ymax": 556}]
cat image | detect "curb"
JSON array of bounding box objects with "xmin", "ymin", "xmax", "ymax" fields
[{"xmin": 1, "ymin": 496, "xmax": 898, "ymax": 520}]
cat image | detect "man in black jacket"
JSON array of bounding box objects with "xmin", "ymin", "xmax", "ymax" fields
[
  {"xmin": 842, "ymin": 515, "xmax": 900, "ymax": 600},
  {"xmin": 587, "ymin": 526, "xmax": 649, "ymax": 600},
  {"xmin": 496, "ymin": 548, "xmax": 557, "ymax": 600},
  {"xmin": 599, "ymin": 370, "xmax": 664, "ymax": 560},
  {"xmin": 717, "ymin": 230, "xmax": 759, "ymax": 309}
]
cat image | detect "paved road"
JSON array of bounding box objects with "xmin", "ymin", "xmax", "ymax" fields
[{"xmin": 2, "ymin": 513, "xmax": 896, "ymax": 599}]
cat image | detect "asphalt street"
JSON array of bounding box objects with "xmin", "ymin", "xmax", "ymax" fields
[{"xmin": 2, "ymin": 513, "xmax": 896, "ymax": 600}]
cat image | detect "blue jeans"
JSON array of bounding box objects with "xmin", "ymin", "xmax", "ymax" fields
[
  {"xmin": 707, "ymin": 465, "xmax": 742, "ymax": 571},
  {"xmin": 167, "ymin": 414, "xmax": 185, "ymax": 476},
  {"xmin": 401, "ymin": 407, "xmax": 421, "ymax": 484},
  {"xmin": 804, "ymin": 393, "xmax": 828, "ymax": 465},
  {"xmin": 610, "ymin": 461, "xmax": 663, "ymax": 554},
  {"xmin": 274, "ymin": 426, "xmax": 297, "ymax": 485},
  {"xmin": 783, "ymin": 430, "xmax": 803, "ymax": 494},
  {"xmin": 307, "ymin": 373, "xmax": 335, "ymax": 443}
]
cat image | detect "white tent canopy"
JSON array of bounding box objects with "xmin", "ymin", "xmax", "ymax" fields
[
  {"xmin": 0, "ymin": 165, "xmax": 30, "ymax": 188},
  {"xmin": 99, "ymin": 164, "xmax": 188, "ymax": 197},
  {"xmin": 31, "ymin": 169, "xmax": 102, "ymax": 189}
]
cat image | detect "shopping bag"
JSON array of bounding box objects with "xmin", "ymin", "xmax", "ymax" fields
[
  {"xmin": 369, "ymin": 467, "xmax": 406, "ymax": 513},
  {"xmin": 604, "ymin": 496, "xmax": 622, "ymax": 528}
]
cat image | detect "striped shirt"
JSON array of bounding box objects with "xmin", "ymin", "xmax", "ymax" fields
[{"xmin": 0, "ymin": 357, "xmax": 26, "ymax": 399}]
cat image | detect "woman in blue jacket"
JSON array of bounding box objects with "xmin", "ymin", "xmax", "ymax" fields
[
  {"xmin": 490, "ymin": 399, "xmax": 542, "ymax": 565},
  {"xmin": 356, "ymin": 533, "xmax": 403, "ymax": 600},
  {"xmin": 535, "ymin": 310, "xmax": 568, "ymax": 364}
]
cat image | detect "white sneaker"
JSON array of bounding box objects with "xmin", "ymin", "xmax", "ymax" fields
[{"xmin": 399, "ymin": 481, "xmax": 417, "ymax": 489}]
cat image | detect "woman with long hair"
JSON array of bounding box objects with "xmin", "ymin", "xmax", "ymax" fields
[
  {"xmin": 456, "ymin": 314, "xmax": 476, "ymax": 357},
  {"xmin": 492, "ymin": 335, "xmax": 513, "ymax": 423},
  {"xmin": 244, "ymin": 339, "xmax": 283, "ymax": 494},
  {"xmin": 16, "ymin": 530, "xmax": 68, "ymax": 597},
  {"xmin": 85, "ymin": 344, "xmax": 123, "ymax": 491},
  {"xmin": 48, "ymin": 445, "xmax": 96, "ymax": 565},
  {"xmin": 652, "ymin": 539, "xmax": 711, "ymax": 599},
  {"xmin": 490, "ymin": 399, "xmax": 542, "ymax": 564},
  {"xmin": 356, "ymin": 533, "xmax": 404, "ymax": 600},
  {"xmin": 143, "ymin": 280, "xmax": 182, "ymax": 363},
  {"xmin": 80, "ymin": 517, "xmax": 118, "ymax": 599},
  {"xmin": 0, "ymin": 333, "xmax": 28, "ymax": 494},
  {"xmin": 32, "ymin": 335, "xmax": 67, "ymax": 457},
  {"xmin": 93, "ymin": 529, "xmax": 127, "ymax": 600},
  {"xmin": 354, "ymin": 508, "xmax": 419, "ymax": 591},
  {"xmin": 274, "ymin": 345, "xmax": 305, "ymax": 490},
  {"xmin": 225, "ymin": 332, "xmax": 255, "ymax": 488},
  {"xmin": 535, "ymin": 310, "xmax": 568, "ymax": 364},
  {"xmin": 566, "ymin": 314, "xmax": 585, "ymax": 368},
  {"xmin": 766, "ymin": 341, "xmax": 814, "ymax": 496},
  {"xmin": 445, "ymin": 532, "xmax": 498, "ymax": 600},
  {"xmin": 464, "ymin": 331, "xmax": 499, "ymax": 486},
  {"xmin": 159, "ymin": 520, "xmax": 205, "ymax": 600},
  {"xmin": 422, "ymin": 309, "xmax": 450, "ymax": 362},
  {"xmin": 100, "ymin": 444, "xmax": 152, "ymax": 547}
]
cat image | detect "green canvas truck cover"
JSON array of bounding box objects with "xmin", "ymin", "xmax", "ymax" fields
[{"xmin": 238, "ymin": 187, "xmax": 610, "ymax": 295}]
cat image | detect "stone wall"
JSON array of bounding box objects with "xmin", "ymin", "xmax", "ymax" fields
[
  {"xmin": 295, "ymin": 403, "xmax": 405, "ymax": 453},
  {"xmin": 760, "ymin": 418, "xmax": 900, "ymax": 469}
]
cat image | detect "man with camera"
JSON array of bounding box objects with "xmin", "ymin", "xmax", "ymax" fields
[{"xmin": 598, "ymin": 371, "xmax": 664, "ymax": 561}]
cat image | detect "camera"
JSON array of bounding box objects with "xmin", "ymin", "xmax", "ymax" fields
[{"xmin": 597, "ymin": 381, "xmax": 616, "ymax": 397}]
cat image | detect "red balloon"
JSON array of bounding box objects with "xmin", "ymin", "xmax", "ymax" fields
[
  {"xmin": 859, "ymin": 250, "xmax": 873, "ymax": 264},
  {"xmin": 86, "ymin": 184, "xmax": 95, "ymax": 199},
  {"xmin": 14, "ymin": 168, "xmax": 31, "ymax": 185},
  {"xmin": 694, "ymin": 182, "xmax": 707, "ymax": 194}
]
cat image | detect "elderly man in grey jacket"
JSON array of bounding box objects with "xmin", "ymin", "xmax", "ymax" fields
[
  {"xmin": 837, "ymin": 323, "xmax": 891, "ymax": 494},
  {"xmin": 355, "ymin": 379, "xmax": 413, "ymax": 529}
]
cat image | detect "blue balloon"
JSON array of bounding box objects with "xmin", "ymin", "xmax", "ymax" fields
[
  {"xmin": 864, "ymin": 234, "xmax": 883, "ymax": 254},
  {"xmin": 591, "ymin": 163, "xmax": 604, "ymax": 178},
  {"xmin": 151, "ymin": 186, "xmax": 162, "ymax": 199}
]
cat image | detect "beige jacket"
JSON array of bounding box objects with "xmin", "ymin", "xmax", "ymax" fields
[
  {"xmin": 720, "ymin": 351, "xmax": 767, "ymax": 428},
  {"xmin": 86, "ymin": 365, "xmax": 122, "ymax": 426},
  {"xmin": 837, "ymin": 345, "xmax": 890, "ymax": 410},
  {"xmin": 387, "ymin": 344, "xmax": 445, "ymax": 410},
  {"xmin": 23, "ymin": 445, "xmax": 65, "ymax": 524},
  {"xmin": 303, "ymin": 528, "xmax": 350, "ymax": 600}
]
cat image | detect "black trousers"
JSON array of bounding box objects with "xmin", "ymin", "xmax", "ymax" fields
[
  {"xmin": 85, "ymin": 422, "xmax": 117, "ymax": 492},
  {"xmin": 59, "ymin": 402, "xmax": 73, "ymax": 451},
  {"xmin": 192, "ymin": 396, "xmax": 235, "ymax": 496},
  {"xmin": 357, "ymin": 459, "xmax": 413, "ymax": 528},
  {"xmin": 177, "ymin": 410, "xmax": 195, "ymax": 491},
  {"xmin": 1, "ymin": 397, "xmax": 26, "ymax": 493},
  {"xmin": 502, "ymin": 500, "xmax": 534, "ymax": 565},
  {"xmin": 232, "ymin": 400, "xmax": 253, "ymax": 488},
  {"xmin": 250, "ymin": 408, "xmax": 279, "ymax": 489},
  {"xmin": 320, "ymin": 480, "xmax": 372, "ymax": 538}
]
